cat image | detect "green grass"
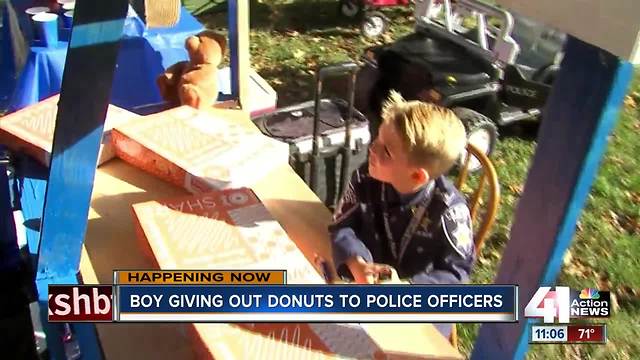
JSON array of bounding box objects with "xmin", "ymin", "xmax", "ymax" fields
[{"xmin": 188, "ymin": 1, "xmax": 640, "ymax": 358}]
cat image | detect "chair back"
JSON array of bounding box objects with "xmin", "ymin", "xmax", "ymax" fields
[
  {"xmin": 455, "ymin": 142, "xmax": 500, "ymax": 255},
  {"xmin": 449, "ymin": 142, "xmax": 500, "ymax": 348}
]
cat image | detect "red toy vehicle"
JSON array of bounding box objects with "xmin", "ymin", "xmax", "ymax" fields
[{"xmin": 339, "ymin": 0, "xmax": 444, "ymax": 38}]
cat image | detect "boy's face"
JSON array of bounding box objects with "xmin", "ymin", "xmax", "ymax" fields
[{"xmin": 369, "ymin": 122, "xmax": 425, "ymax": 191}]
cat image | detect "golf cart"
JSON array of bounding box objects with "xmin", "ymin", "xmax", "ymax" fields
[{"xmin": 354, "ymin": 0, "xmax": 566, "ymax": 163}]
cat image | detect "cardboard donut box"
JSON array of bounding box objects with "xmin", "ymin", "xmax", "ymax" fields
[
  {"xmin": 111, "ymin": 105, "xmax": 289, "ymax": 193},
  {"xmin": 0, "ymin": 94, "xmax": 138, "ymax": 166},
  {"xmin": 131, "ymin": 187, "xmax": 324, "ymax": 284}
]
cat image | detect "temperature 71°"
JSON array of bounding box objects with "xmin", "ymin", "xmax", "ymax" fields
[{"xmin": 579, "ymin": 328, "xmax": 595, "ymax": 339}]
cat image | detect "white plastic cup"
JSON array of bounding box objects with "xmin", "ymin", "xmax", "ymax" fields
[
  {"xmin": 32, "ymin": 12, "xmax": 59, "ymax": 47},
  {"xmin": 25, "ymin": 6, "xmax": 50, "ymax": 16},
  {"xmin": 62, "ymin": 3, "xmax": 75, "ymax": 11},
  {"xmin": 25, "ymin": 6, "xmax": 51, "ymax": 40}
]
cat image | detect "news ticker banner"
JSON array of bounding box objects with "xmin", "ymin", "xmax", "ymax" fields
[
  {"xmin": 48, "ymin": 270, "xmax": 518, "ymax": 323},
  {"xmin": 530, "ymin": 324, "xmax": 607, "ymax": 344}
]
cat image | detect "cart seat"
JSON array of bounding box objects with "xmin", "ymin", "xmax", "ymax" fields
[{"xmin": 379, "ymin": 32, "xmax": 498, "ymax": 88}]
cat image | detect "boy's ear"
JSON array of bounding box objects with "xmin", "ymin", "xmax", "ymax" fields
[{"xmin": 411, "ymin": 168, "xmax": 430, "ymax": 184}]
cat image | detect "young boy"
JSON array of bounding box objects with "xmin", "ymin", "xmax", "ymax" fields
[{"xmin": 330, "ymin": 91, "xmax": 475, "ymax": 286}]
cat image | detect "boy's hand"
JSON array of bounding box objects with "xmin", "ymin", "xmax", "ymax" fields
[
  {"xmin": 345, "ymin": 256, "xmax": 393, "ymax": 284},
  {"xmin": 377, "ymin": 267, "xmax": 410, "ymax": 284}
]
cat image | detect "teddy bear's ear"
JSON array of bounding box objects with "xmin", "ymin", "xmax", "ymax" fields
[
  {"xmin": 185, "ymin": 35, "xmax": 201, "ymax": 53},
  {"xmin": 213, "ymin": 33, "xmax": 227, "ymax": 55},
  {"xmin": 197, "ymin": 30, "xmax": 227, "ymax": 55}
]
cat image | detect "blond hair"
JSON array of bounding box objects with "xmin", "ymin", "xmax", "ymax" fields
[{"xmin": 381, "ymin": 91, "xmax": 467, "ymax": 177}]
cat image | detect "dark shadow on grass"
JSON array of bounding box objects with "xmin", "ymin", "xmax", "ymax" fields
[
  {"xmin": 194, "ymin": 0, "xmax": 411, "ymax": 34},
  {"xmin": 255, "ymin": 66, "xmax": 316, "ymax": 106},
  {"xmin": 484, "ymin": 231, "xmax": 509, "ymax": 252},
  {"xmin": 303, "ymin": 28, "xmax": 361, "ymax": 39},
  {"xmin": 499, "ymin": 122, "xmax": 540, "ymax": 141},
  {"xmin": 202, "ymin": 0, "xmax": 355, "ymax": 32},
  {"xmin": 256, "ymin": 64, "xmax": 363, "ymax": 107}
]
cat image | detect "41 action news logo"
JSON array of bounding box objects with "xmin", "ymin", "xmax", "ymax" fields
[{"xmin": 525, "ymin": 287, "xmax": 610, "ymax": 323}]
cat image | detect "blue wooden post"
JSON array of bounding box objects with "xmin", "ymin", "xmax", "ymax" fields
[
  {"xmin": 228, "ymin": 0, "xmax": 240, "ymax": 100},
  {"xmin": 471, "ymin": 36, "xmax": 633, "ymax": 359},
  {"xmin": 227, "ymin": 0, "xmax": 250, "ymax": 108},
  {"xmin": 36, "ymin": 0, "xmax": 129, "ymax": 286},
  {"xmin": 33, "ymin": 0, "xmax": 129, "ymax": 358}
]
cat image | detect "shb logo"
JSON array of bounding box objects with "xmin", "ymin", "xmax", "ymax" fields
[{"xmin": 525, "ymin": 287, "xmax": 610, "ymax": 324}]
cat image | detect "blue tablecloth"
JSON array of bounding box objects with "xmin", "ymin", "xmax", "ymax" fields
[{"xmin": 2, "ymin": 5, "xmax": 204, "ymax": 112}]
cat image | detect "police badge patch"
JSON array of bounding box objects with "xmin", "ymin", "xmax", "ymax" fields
[{"xmin": 441, "ymin": 203, "xmax": 473, "ymax": 257}]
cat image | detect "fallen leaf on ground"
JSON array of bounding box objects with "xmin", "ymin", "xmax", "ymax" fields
[
  {"xmin": 565, "ymin": 344, "xmax": 585, "ymax": 360},
  {"xmin": 620, "ymin": 214, "xmax": 640, "ymax": 235},
  {"xmin": 606, "ymin": 210, "xmax": 622, "ymax": 230},
  {"xmin": 615, "ymin": 285, "xmax": 640, "ymax": 309},
  {"xmin": 293, "ymin": 49, "xmax": 306, "ymax": 59},
  {"xmin": 507, "ymin": 184, "xmax": 523, "ymax": 195},
  {"xmin": 306, "ymin": 58, "xmax": 318, "ymax": 69},
  {"xmin": 624, "ymin": 95, "xmax": 637, "ymax": 108},
  {"xmin": 625, "ymin": 191, "xmax": 640, "ymax": 203},
  {"xmin": 563, "ymin": 258, "xmax": 595, "ymax": 279},
  {"xmin": 598, "ymin": 273, "xmax": 620, "ymax": 312},
  {"xmin": 607, "ymin": 155, "xmax": 625, "ymax": 166},
  {"xmin": 597, "ymin": 272, "xmax": 612, "ymax": 290}
]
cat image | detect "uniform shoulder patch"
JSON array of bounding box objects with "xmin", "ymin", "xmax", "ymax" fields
[{"xmin": 440, "ymin": 203, "xmax": 474, "ymax": 257}]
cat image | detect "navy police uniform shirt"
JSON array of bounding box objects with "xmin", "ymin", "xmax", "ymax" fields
[{"xmin": 329, "ymin": 165, "xmax": 476, "ymax": 284}]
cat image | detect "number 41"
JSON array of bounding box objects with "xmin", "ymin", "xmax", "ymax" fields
[{"xmin": 524, "ymin": 286, "xmax": 571, "ymax": 323}]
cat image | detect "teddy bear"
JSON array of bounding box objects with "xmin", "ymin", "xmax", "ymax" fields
[{"xmin": 156, "ymin": 30, "xmax": 227, "ymax": 109}]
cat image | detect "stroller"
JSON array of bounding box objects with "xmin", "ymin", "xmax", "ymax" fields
[{"xmin": 339, "ymin": 0, "xmax": 444, "ymax": 38}]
